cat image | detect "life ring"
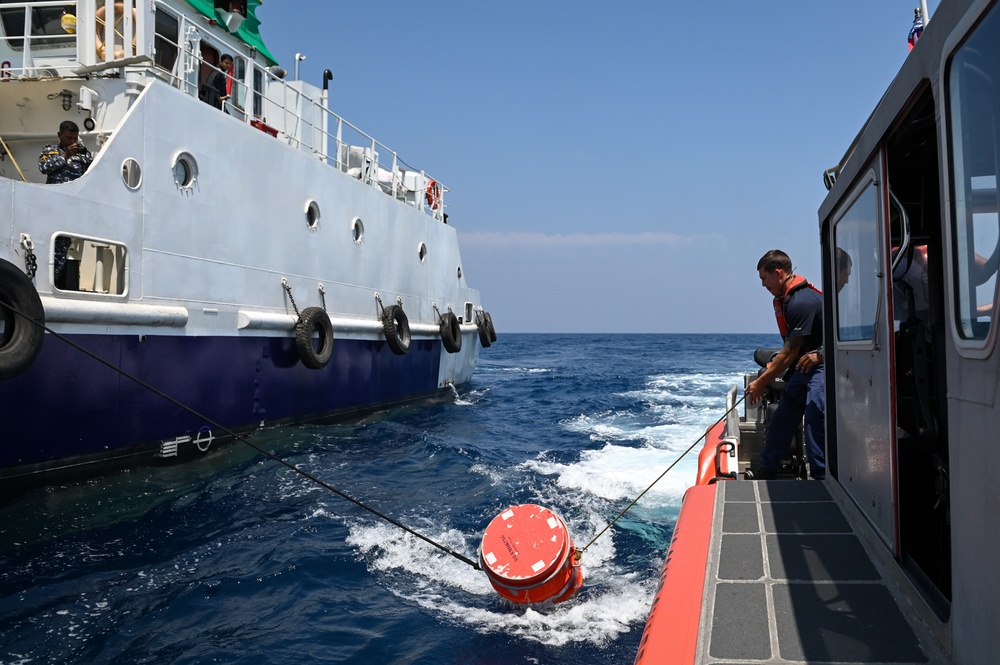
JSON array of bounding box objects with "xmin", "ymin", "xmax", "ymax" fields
[
  {"xmin": 95, "ymin": 3, "xmax": 137, "ymax": 60},
  {"xmin": 382, "ymin": 304, "xmax": 411, "ymax": 355},
  {"xmin": 440, "ymin": 311, "xmax": 462, "ymax": 354},
  {"xmin": 0, "ymin": 259, "xmax": 45, "ymax": 381},
  {"xmin": 477, "ymin": 313, "xmax": 491, "ymax": 348},
  {"xmin": 425, "ymin": 179, "xmax": 441, "ymax": 210},
  {"xmin": 294, "ymin": 306, "xmax": 334, "ymax": 369},
  {"xmin": 484, "ymin": 311, "xmax": 497, "ymax": 343}
]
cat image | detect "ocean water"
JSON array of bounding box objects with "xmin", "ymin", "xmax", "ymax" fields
[{"xmin": 0, "ymin": 333, "xmax": 776, "ymax": 665}]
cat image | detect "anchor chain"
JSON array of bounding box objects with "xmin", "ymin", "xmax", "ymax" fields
[
  {"xmin": 282, "ymin": 278, "xmax": 301, "ymax": 320},
  {"xmin": 20, "ymin": 234, "xmax": 37, "ymax": 279}
]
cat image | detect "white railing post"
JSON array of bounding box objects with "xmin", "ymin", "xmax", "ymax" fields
[
  {"xmin": 122, "ymin": 0, "xmax": 133, "ymax": 58},
  {"xmin": 136, "ymin": 0, "xmax": 150, "ymax": 58},
  {"xmin": 21, "ymin": 3, "xmax": 33, "ymax": 71},
  {"xmin": 102, "ymin": 0, "xmax": 113, "ymax": 62},
  {"xmin": 77, "ymin": 0, "xmax": 96, "ymax": 67}
]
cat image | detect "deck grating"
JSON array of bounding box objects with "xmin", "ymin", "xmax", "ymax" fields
[{"xmin": 698, "ymin": 480, "xmax": 931, "ymax": 664}]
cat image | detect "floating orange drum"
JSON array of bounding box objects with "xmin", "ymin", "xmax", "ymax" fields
[{"xmin": 479, "ymin": 503, "xmax": 584, "ymax": 604}]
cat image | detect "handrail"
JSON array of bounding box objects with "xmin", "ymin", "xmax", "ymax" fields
[{"xmin": 0, "ymin": 0, "xmax": 448, "ymax": 221}]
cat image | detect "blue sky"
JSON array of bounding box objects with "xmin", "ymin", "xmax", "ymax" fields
[{"xmin": 257, "ymin": 1, "xmax": 939, "ymax": 333}]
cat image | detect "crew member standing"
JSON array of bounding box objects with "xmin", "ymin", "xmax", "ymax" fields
[
  {"xmin": 39, "ymin": 120, "xmax": 94, "ymax": 288},
  {"xmin": 38, "ymin": 120, "xmax": 93, "ymax": 184},
  {"xmin": 746, "ymin": 249, "xmax": 826, "ymax": 480}
]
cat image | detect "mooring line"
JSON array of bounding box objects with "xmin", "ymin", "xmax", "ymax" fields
[
  {"xmin": 6, "ymin": 303, "xmax": 481, "ymax": 570},
  {"xmin": 577, "ymin": 393, "xmax": 746, "ymax": 556}
]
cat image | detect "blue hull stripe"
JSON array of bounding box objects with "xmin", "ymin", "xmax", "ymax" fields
[{"xmin": 1, "ymin": 332, "xmax": 443, "ymax": 469}]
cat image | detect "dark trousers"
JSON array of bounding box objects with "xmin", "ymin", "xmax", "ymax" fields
[{"xmin": 760, "ymin": 365, "xmax": 826, "ymax": 480}]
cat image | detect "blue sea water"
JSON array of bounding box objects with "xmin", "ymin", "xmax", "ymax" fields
[{"xmin": 0, "ymin": 333, "xmax": 777, "ymax": 665}]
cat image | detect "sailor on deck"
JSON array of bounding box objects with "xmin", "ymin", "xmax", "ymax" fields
[{"xmin": 747, "ymin": 249, "xmax": 826, "ymax": 480}]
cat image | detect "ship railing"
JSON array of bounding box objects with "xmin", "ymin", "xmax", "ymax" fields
[
  {"xmin": 0, "ymin": 0, "xmax": 78, "ymax": 78},
  {"xmin": 0, "ymin": 1, "xmax": 448, "ymax": 219},
  {"xmin": 146, "ymin": 11, "xmax": 447, "ymax": 221},
  {"xmin": 1, "ymin": 0, "xmax": 150, "ymax": 76},
  {"xmin": 263, "ymin": 76, "xmax": 448, "ymax": 218}
]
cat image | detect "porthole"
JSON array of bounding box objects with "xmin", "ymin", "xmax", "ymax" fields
[
  {"xmin": 352, "ymin": 218, "xmax": 364, "ymax": 244},
  {"xmin": 172, "ymin": 152, "xmax": 198, "ymax": 189},
  {"xmin": 121, "ymin": 158, "xmax": 142, "ymax": 189},
  {"xmin": 305, "ymin": 200, "xmax": 320, "ymax": 229},
  {"xmin": 457, "ymin": 266, "xmax": 462, "ymax": 279},
  {"xmin": 418, "ymin": 243, "xmax": 427, "ymax": 262}
]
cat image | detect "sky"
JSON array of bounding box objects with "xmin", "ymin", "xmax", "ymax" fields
[{"xmin": 256, "ymin": 1, "xmax": 940, "ymax": 333}]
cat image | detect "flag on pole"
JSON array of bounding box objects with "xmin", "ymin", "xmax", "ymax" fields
[{"xmin": 908, "ymin": 9, "xmax": 924, "ymax": 51}]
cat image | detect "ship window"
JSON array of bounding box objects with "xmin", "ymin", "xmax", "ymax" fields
[
  {"xmin": 418, "ymin": 243, "xmax": 427, "ymax": 262},
  {"xmin": 172, "ymin": 152, "xmax": 198, "ymax": 189},
  {"xmin": 231, "ymin": 57, "xmax": 248, "ymax": 111},
  {"xmin": 121, "ymin": 158, "xmax": 141, "ymax": 189},
  {"xmin": 948, "ymin": 1, "xmax": 1000, "ymax": 342},
  {"xmin": 305, "ymin": 200, "xmax": 320, "ymax": 229},
  {"xmin": 0, "ymin": 2, "xmax": 74, "ymax": 50},
  {"xmin": 153, "ymin": 8, "xmax": 179, "ymax": 74},
  {"xmin": 834, "ymin": 182, "xmax": 880, "ymax": 342},
  {"xmin": 352, "ymin": 218, "xmax": 364, "ymax": 244},
  {"xmin": 253, "ymin": 67, "xmax": 264, "ymax": 118},
  {"xmin": 52, "ymin": 234, "xmax": 128, "ymax": 296}
]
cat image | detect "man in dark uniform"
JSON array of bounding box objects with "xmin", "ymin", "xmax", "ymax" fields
[
  {"xmin": 747, "ymin": 249, "xmax": 826, "ymax": 480},
  {"xmin": 202, "ymin": 54, "xmax": 233, "ymax": 110}
]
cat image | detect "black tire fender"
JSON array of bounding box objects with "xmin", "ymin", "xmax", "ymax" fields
[
  {"xmin": 484, "ymin": 311, "xmax": 497, "ymax": 343},
  {"xmin": 295, "ymin": 306, "xmax": 334, "ymax": 369},
  {"xmin": 382, "ymin": 304, "xmax": 411, "ymax": 355},
  {"xmin": 440, "ymin": 311, "xmax": 462, "ymax": 354},
  {"xmin": 477, "ymin": 313, "xmax": 492, "ymax": 348},
  {"xmin": 0, "ymin": 259, "xmax": 45, "ymax": 381}
]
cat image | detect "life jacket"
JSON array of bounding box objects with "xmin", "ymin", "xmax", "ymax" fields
[{"xmin": 773, "ymin": 275, "xmax": 822, "ymax": 338}]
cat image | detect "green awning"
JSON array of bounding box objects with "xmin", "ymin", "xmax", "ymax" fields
[{"xmin": 185, "ymin": 0, "xmax": 278, "ymax": 65}]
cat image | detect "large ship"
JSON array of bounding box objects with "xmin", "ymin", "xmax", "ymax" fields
[
  {"xmin": 636, "ymin": 0, "xmax": 1000, "ymax": 663},
  {"xmin": 0, "ymin": 1, "xmax": 494, "ymax": 498}
]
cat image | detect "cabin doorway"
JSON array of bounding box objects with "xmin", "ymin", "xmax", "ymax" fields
[{"xmin": 886, "ymin": 86, "xmax": 951, "ymax": 615}]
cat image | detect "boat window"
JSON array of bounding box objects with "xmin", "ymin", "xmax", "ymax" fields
[
  {"xmin": 252, "ymin": 66, "xmax": 264, "ymax": 118},
  {"xmin": 948, "ymin": 1, "xmax": 1000, "ymax": 341},
  {"xmin": 0, "ymin": 1, "xmax": 74, "ymax": 50},
  {"xmin": 172, "ymin": 152, "xmax": 198, "ymax": 189},
  {"xmin": 231, "ymin": 57, "xmax": 248, "ymax": 111},
  {"xmin": 153, "ymin": 8, "xmax": 179, "ymax": 74},
  {"xmin": 121, "ymin": 158, "xmax": 141, "ymax": 189},
  {"xmin": 52, "ymin": 234, "xmax": 128, "ymax": 295},
  {"xmin": 305, "ymin": 200, "xmax": 320, "ymax": 229},
  {"xmin": 834, "ymin": 182, "xmax": 880, "ymax": 342}
]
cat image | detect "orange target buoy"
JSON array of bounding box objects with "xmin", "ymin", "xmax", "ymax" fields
[{"xmin": 479, "ymin": 503, "xmax": 584, "ymax": 604}]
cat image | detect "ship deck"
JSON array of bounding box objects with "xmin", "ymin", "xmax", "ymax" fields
[{"xmin": 697, "ymin": 480, "xmax": 940, "ymax": 664}]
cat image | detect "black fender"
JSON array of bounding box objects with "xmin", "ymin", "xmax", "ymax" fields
[
  {"xmin": 477, "ymin": 312, "xmax": 492, "ymax": 348},
  {"xmin": 0, "ymin": 259, "xmax": 45, "ymax": 381},
  {"xmin": 484, "ymin": 311, "xmax": 497, "ymax": 343},
  {"xmin": 382, "ymin": 304, "xmax": 411, "ymax": 355},
  {"xmin": 295, "ymin": 307, "xmax": 334, "ymax": 369},
  {"xmin": 440, "ymin": 311, "xmax": 462, "ymax": 354}
]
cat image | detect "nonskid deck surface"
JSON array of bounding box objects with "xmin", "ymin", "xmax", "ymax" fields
[{"xmin": 699, "ymin": 481, "xmax": 934, "ymax": 664}]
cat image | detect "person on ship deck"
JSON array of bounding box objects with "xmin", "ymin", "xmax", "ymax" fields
[
  {"xmin": 38, "ymin": 120, "xmax": 93, "ymax": 288},
  {"xmin": 746, "ymin": 249, "xmax": 826, "ymax": 480}
]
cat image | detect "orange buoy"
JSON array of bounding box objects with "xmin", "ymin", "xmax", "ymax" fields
[{"xmin": 479, "ymin": 503, "xmax": 584, "ymax": 604}]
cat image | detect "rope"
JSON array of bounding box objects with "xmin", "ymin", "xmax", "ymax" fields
[
  {"xmin": 4, "ymin": 300, "xmax": 481, "ymax": 570},
  {"xmin": 577, "ymin": 393, "xmax": 746, "ymax": 556}
]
